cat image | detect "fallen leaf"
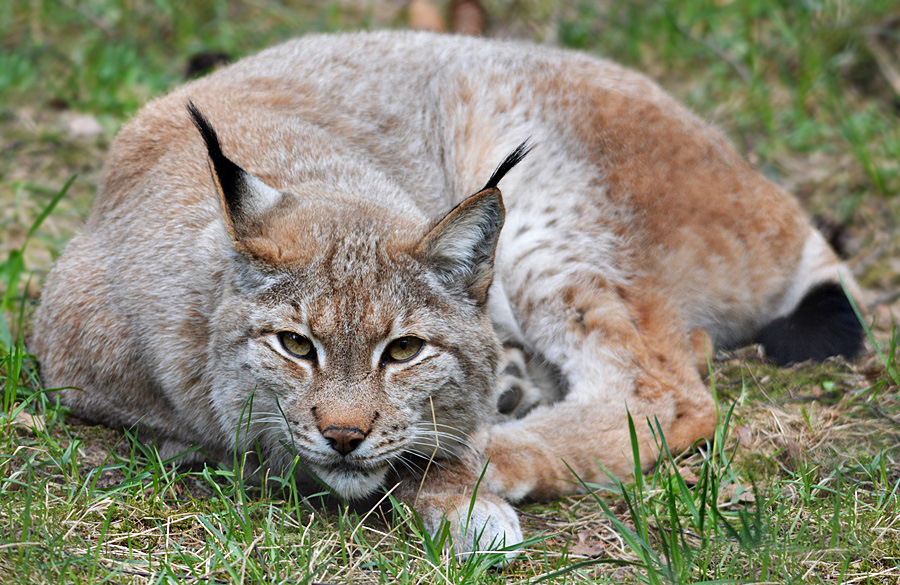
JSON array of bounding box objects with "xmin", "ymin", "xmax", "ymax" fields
[
  {"xmin": 720, "ymin": 483, "xmax": 756, "ymax": 506},
  {"xmin": 676, "ymin": 466, "xmax": 699, "ymax": 486},
  {"xmin": 569, "ymin": 529, "xmax": 609, "ymax": 557},
  {"xmin": 735, "ymin": 424, "xmax": 752, "ymax": 445},
  {"xmin": 13, "ymin": 410, "xmax": 45, "ymax": 433}
]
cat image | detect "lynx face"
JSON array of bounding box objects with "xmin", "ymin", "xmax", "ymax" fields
[
  {"xmin": 187, "ymin": 106, "xmax": 512, "ymax": 499},
  {"xmin": 207, "ymin": 223, "xmax": 500, "ymax": 498}
]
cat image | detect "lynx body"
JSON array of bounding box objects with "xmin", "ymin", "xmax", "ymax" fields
[{"xmin": 33, "ymin": 31, "xmax": 862, "ymax": 558}]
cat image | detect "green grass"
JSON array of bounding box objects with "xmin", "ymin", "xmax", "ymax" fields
[{"xmin": 2, "ymin": 0, "xmax": 899, "ymax": 583}]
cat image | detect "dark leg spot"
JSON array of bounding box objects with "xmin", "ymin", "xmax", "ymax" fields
[
  {"xmin": 497, "ymin": 384, "xmax": 523, "ymax": 415},
  {"xmin": 502, "ymin": 361, "xmax": 524, "ymax": 378}
]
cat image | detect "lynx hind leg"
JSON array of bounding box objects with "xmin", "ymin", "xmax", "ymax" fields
[{"xmin": 483, "ymin": 280, "xmax": 718, "ymax": 503}]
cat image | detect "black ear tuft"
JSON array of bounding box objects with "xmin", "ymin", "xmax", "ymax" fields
[
  {"xmin": 186, "ymin": 100, "xmax": 248, "ymax": 221},
  {"xmin": 755, "ymin": 282, "xmax": 864, "ymax": 366},
  {"xmin": 482, "ymin": 139, "xmax": 534, "ymax": 191}
]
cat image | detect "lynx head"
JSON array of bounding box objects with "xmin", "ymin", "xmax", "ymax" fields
[{"xmin": 187, "ymin": 103, "xmax": 529, "ymax": 499}]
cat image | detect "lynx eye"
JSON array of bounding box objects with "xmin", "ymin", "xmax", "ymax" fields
[
  {"xmin": 278, "ymin": 332, "xmax": 315, "ymax": 360},
  {"xmin": 383, "ymin": 336, "xmax": 424, "ymax": 363}
]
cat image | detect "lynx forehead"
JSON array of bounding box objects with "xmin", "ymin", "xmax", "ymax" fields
[{"xmin": 32, "ymin": 31, "xmax": 862, "ymax": 559}]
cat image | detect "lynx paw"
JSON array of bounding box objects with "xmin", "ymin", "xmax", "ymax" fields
[{"xmin": 422, "ymin": 495, "xmax": 523, "ymax": 566}]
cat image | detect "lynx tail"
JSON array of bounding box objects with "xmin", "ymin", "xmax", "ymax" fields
[{"xmin": 756, "ymin": 282, "xmax": 864, "ymax": 365}]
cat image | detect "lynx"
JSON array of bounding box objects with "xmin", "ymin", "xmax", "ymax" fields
[{"xmin": 32, "ymin": 31, "xmax": 863, "ymax": 559}]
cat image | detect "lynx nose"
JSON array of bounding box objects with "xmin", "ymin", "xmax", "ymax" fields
[{"xmin": 322, "ymin": 426, "xmax": 366, "ymax": 456}]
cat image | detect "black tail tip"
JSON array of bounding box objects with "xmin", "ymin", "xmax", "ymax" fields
[{"xmin": 756, "ymin": 282, "xmax": 865, "ymax": 366}]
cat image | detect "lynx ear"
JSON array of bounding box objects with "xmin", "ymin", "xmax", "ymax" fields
[
  {"xmin": 419, "ymin": 188, "xmax": 505, "ymax": 303},
  {"xmin": 186, "ymin": 101, "xmax": 281, "ymax": 238},
  {"xmin": 418, "ymin": 141, "xmax": 532, "ymax": 303}
]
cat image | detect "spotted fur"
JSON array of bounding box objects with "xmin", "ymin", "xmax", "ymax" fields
[{"xmin": 31, "ymin": 31, "xmax": 863, "ymax": 559}]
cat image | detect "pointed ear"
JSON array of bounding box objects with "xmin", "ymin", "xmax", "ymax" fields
[
  {"xmin": 417, "ymin": 140, "xmax": 533, "ymax": 303},
  {"xmin": 186, "ymin": 101, "xmax": 281, "ymax": 239},
  {"xmin": 418, "ymin": 188, "xmax": 504, "ymax": 303}
]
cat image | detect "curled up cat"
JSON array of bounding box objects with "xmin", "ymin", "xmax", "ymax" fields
[{"xmin": 32, "ymin": 31, "xmax": 864, "ymax": 562}]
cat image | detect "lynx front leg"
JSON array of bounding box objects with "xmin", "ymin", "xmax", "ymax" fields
[
  {"xmin": 394, "ymin": 461, "xmax": 523, "ymax": 564},
  {"xmin": 485, "ymin": 272, "xmax": 718, "ymax": 502}
]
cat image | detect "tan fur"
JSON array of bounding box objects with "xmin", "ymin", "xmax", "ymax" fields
[
  {"xmin": 690, "ymin": 328, "xmax": 714, "ymax": 375},
  {"xmin": 31, "ymin": 31, "xmax": 856, "ymax": 559}
]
